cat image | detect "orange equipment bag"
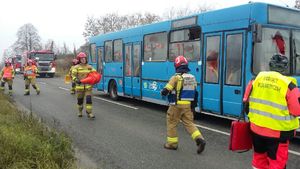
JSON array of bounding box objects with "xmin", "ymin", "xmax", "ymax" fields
[
  {"xmin": 229, "ymin": 120, "xmax": 252, "ymax": 152},
  {"xmin": 80, "ymin": 72, "xmax": 102, "ymax": 85}
]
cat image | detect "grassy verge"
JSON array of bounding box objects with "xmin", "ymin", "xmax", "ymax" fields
[{"xmin": 0, "ymin": 93, "xmax": 76, "ymax": 169}]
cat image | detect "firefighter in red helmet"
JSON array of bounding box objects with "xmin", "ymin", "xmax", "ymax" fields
[
  {"xmin": 0, "ymin": 60, "xmax": 15, "ymax": 95},
  {"xmin": 69, "ymin": 58, "xmax": 78, "ymax": 94},
  {"xmin": 161, "ymin": 55, "xmax": 206, "ymax": 154},
  {"xmin": 71, "ymin": 52, "xmax": 96, "ymax": 118},
  {"xmin": 24, "ymin": 59, "xmax": 40, "ymax": 95},
  {"xmin": 243, "ymin": 54, "xmax": 300, "ymax": 169}
]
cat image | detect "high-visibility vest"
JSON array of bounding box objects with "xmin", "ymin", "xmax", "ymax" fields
[
  {"xmin": 248, "ymin": 71, "xmax": 299, "ymax": 131},
  {"xmin": 2, "ymin": 66, "xmax": 14, "ymax": 79},
  {"xmin": 165, "ymin": 73, "xmax": 196, "ymax": 105}
]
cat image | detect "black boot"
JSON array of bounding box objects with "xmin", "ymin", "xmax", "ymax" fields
[{"xmin": 196, "ymin": 138, "xmax": 206, "ymax": 154}]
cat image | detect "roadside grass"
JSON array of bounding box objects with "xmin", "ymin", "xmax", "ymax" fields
[{"xmin": 0, "ymin": 93, "xmax": 76, "ymax": 169}]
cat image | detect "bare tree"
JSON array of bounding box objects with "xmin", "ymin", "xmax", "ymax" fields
[
  {"xmin": 83, "ymin": 16, "xmax": 100, "ymax": 41},
  {"xmin": 295, "ymin": 0, "xmax": 300, "ymax": 9},
  {"xmin": 163, "ymin": 4, "xmax": 214, "ymax": 20},
  {"xmin": 13, "ymin": 23, "xmax": 41, "ymax": 53}
]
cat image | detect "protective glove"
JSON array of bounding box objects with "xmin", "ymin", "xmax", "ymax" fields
[
  {"xmin": 161, "ymin": 88, "xmax": 169, "ymax": 96},
  {"xmin": 75, "ymin": 79, "xmax": 81, "ymax": 84}
]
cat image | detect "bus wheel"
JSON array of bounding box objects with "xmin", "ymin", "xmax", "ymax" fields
[{"xmin": 109, "ymin": 81, "xmax": 118, "ymax": 100}]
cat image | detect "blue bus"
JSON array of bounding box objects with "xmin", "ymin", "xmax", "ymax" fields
[{"xmin": 88, "ymin": 2, "xmax": 300, "ymax": 133}]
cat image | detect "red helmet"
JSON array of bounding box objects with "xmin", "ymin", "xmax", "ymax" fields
[
  {"xmin": 5, "ymin": 59, "xmax": 11, "ymax": 65},
  {"xmin": 174, "ymin": 56, "xmax": 188, "ymax": 68},
  {"xmin": 77, "ymin": 52, "xmax": 87, "ymax": 60},
  {"xmin": 72, "ymin": 59, "xmax": 79, "ymax": 65}
]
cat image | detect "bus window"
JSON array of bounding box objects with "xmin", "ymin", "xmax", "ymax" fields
[
  {"xmin": 144, "ymin": 32, "xmax": 167, "ymax": 61},
  {"xmin": 169, "ymin": 27, "xmax": 201, "ymax": 61},
  {"xmin": 105, "ymin": 41, "xmax": 113, "ymax": 62},
  {"xmin": 114, "ymin": 39, "xmax": 123, "ymax": 62},
  {"xmin": 293, "ymin": 30, "xmax": 300, "ymax": 74},
  {"xmin": 125, "ymin": 45, "xmax": 132, "ymax": 76},
  {"xmin": 133, "ymin": 44, "xmax": 141, "ymax": 77},
  {"xmin": 253, "ymin": 28, "xmax": 290, "ymax": 74},
  {"xmin": 90, "ymin": 44, "xmax": 96, "ymax": 63},
  {"xmin": 97, "ymin": 47, "xmax": 103, "ymax": 73},
  {"xmin": 205, "ymin": 36, "xmax": 220, "ymax": 83},
  {"xmin": 225, "ymin": 34, "xmax": 243, "ymax": 86}
]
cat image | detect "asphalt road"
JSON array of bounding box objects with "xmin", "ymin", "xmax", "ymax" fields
[{"xmin": 4, "ymin": 75, "xmax": 300, "ymax": 169}]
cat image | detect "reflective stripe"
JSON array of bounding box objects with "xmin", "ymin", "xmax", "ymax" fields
[
  {"xmin": 86, "ymin": 105, "xmax": 92, "ymax": 110},
  {"xmin": 165, "ymin": 84, "xmax": 173, "ymax": 90},
  {"xmin": 191, "ymin": 130, "xmax": 201, "ymax": 140},
  {"xmin": 249, "ymin": 108, "xmax": 296, "ymax": 121},
  {"xmin": 249, "ymin": 97, "xmax": 287, "ymax": 110},
  {"xmin": 167, "ymin": 137, "xmax": 178, "ymax": 143},
  {"xmin": 177, "ymin": 100, "xmax": 191, "ymax": 105}
]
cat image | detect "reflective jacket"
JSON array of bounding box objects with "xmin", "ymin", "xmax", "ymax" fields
[
  {"xmin": 165, "ymin": 73, "xmax": 196, "ymax": 105},
  {"xmin": 248, "ymin": 71, "xmax": 299, "ymax": 132},
  {"xmin": 1, "ymin": 66, "xmax": 15, "ymax": 79},
  {"xmin": 71, "ymin": 63, "xmax": 96, "ymax": 91},
  {"xmin": 24, "ymin": 65, "xmax": 38, "ymax": 78}
]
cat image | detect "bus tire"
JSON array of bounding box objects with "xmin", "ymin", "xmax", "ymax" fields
[{"xmin": 109, "ymin": 81, "xmax": 118, "ymax": 100}]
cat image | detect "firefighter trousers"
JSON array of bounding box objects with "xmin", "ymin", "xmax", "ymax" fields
[
  {"xmin": 76, "ymin": 89, "xmax": 94, "ymax": 117},
  {"xmin": 24, "ymin": 78, "xmax": 40, "ymax": 94},
  {"xmin": 0, "ymin": 78, "xmax": 13, "ymax": 93},
  {"xmin": 166, "ymin": 104, "xmax": 203, "ymax": 146}
]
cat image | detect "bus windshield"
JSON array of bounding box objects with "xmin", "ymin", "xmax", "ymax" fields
[
  {"xmin": 31, "ymin": 53, "xmax": 54, "ymax": 61},
  {"xmin": 253, "ymin": 27, "xmax": 290, "ymax": 75}
]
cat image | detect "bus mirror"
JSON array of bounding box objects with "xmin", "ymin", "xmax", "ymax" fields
[{"xmin": 252, "ymin": 24, "xmax": 262, "ymax": 43}]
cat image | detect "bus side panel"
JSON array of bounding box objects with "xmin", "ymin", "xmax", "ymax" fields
[{"xmin": 141, "ymin": 80, "xmax": 167, "ymax": 105}]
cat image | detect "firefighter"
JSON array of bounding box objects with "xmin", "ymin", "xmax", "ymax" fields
[
  {"xmin": 243, "ymin": 54, "xmax": 300, "ymax": 169},
  {"xmin": 69, "ymin": 58, "xmax": 78, "ymax": 94},
  {"xmin": 161, "ymin": 55, "xmax": 206, "ymax": 154},
  {"xmin": 24, "ymin": 59, "xmax": 40, "ymax": 95},
  {"xmin": 72, "ymin": 52, "xmax": 96, "ymax": 118},
  {"xmin": 0, "ymin": 60, "xmax": 15, "ymax": 95}
]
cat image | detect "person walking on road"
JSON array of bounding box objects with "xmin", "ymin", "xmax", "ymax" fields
[
  {"xmin": 72, "ymin": 52, "xmax": 96, "ymax": 119},
  {"xmin": 161, "ymin": 55, "xmax": 206, "ymax": 154},
  {"xmin": 69, "ymin": 58, "xmax": 78, "ymax": 95},
  {"xmin": 24, "ymin": 59, "xmax": 40, "ymax": 96},
  {"xmin": 243, "ymin": 54, "xmax": 300, "ymax": 169},
  {"xmin": 0, "ymin": 60, "xmax": 15, "ymax": 95}
]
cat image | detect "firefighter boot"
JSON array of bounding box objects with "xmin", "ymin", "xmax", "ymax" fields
[
  {"xmin": 70, "ymin": 89, "xmax": 75, "ymax": 95},
  {"xmin": 86, "ymin": 111, "xmax": 95, "ymax": 119},
  {"xmin": 77, "ymin": 105, "xmax": 83, "ymax": 117},
  {"xmin": 36, "ymin": 89, "xmax": 40, "ymax": 95},
  {"xmin": 8, "ymin": 90, "xmax": 12, "ymax": 96},
  {"xmin": 24, "ymin": 90, "xmax": 30, "ymax": 96},
  {"xmin": 164, "ymin": 143, "xmax": 178, "ymax": 150},
  {"xmin": 195, "ymin": 138, "xmax": 206, "ymax": 154}
]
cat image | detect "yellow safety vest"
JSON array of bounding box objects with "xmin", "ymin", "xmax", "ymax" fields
[
  {"xmin": 248, "ymin": 71, "xmax": 299, "ymax": 131},
  {"xmin": 72, "ymin": 64, "xmax": 95, "ymax": 90}
]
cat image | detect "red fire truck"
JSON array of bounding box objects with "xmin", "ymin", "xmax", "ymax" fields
[{"xmin": 21, "ymin": 50, "xmax": 57, "ymax": 77}]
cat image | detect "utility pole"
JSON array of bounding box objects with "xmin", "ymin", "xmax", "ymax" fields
[{"xmin": 295, "ymin": 0, "xmax": 300, "ymax": 9}]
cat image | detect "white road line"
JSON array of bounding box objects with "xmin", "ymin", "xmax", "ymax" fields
[
  {"xmin": 38, "ymin": 82, "xmax": 47, "ymax": 85},
  {"xmin": 195, "ymin": 124, "xmax": 300, "ymax": 156},
  {"xmin": 93, "ymin": 96, "xmax": 138, "ymax": 110},
  {"xmin": 58, "ymin": 87, "xmax": 70, "ymax": 91}
]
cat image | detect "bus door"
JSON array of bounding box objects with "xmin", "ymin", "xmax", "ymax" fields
[
  {"xmin": 132, "ymin": 42, "xmax": 141, "ymax": 97},
  {"xmin": 96, "ymin": 46, "xmax": 104, "ymax": 90},
  {"xmin": 222, "ymin": 31, "xmax": 246, "ymax": 116},
  {"xmin": 202, "ymin": 33, "xmax": 223, "ymax": 114},
  {"xmin": 124, "ymin": 43, "xmax": 133, "ymax": 96}
]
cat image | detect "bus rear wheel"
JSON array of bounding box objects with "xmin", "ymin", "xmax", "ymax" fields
[{"xmin": 109, "ymin": 81, "xmax": 118, "ymax": 100}]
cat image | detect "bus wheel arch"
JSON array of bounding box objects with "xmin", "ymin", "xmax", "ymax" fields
[{"xmin": 108, "ymin": 80, "xmax": 118, "ymax": 100}]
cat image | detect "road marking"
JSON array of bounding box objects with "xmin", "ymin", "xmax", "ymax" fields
[
  {"xmin": 93, "ymin": 96, "xmax": 138, "ymax": 110},
  {"xmin": 38, "ymin": 82, "xmax": 47, "ymax": 85},
  {"xmin": 59, "ymin": 87, "xmax": 70, "ymax": 91},
  {"xmin": 195, "ymin": 124, "xmax": 300, "ymax": 156}
]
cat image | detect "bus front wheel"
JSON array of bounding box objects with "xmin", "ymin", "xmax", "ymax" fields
[{"xmin": 109, "ymin": 81, "xmax": 118, "ymax": 101}]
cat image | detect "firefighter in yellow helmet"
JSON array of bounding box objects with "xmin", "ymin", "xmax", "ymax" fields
[
  {"xmin": 72, "ymin": 52, "xmax": 96, "ymax": 118},
  {"xmin": 0, "ymin": 60, "xmax": 15, "ymax": 95},
  {"xmin": 161, "ymin": 55, "xmax": 206, "ymax": 154},
  {"xmin": 24, "ymin": 59, "xmax": 40, "ymax": 95},
  {"xmin": 69, "ymin": 58, "xmax": 79, "ymax": 94}
]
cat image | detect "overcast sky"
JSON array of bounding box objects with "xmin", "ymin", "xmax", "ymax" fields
[{"xmin": 0, "ymin": 0, "xmax": 296, "ymax": 59}]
